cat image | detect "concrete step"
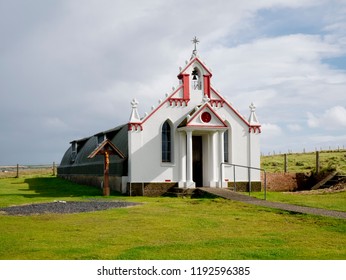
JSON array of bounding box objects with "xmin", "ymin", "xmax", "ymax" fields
[{"xmin": 162, "ymin": 187, "xmax": 195, "ymax": 197}]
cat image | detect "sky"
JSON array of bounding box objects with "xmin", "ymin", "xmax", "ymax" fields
[{"xmin": 1, "ymin": 0, "xmax": 346, "ymax": 165}]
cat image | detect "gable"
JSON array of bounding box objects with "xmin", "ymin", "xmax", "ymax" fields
[
  {"xmin": 178, "ymin": 103, "xmax": 227, "ymax": 129},
  {"xmin": 128, "ymin": 53, "xmax": 260, "ymax": 134},
  {"xmin": 177, "ymin": 56, "xmax": 212, "ymax": 79}
]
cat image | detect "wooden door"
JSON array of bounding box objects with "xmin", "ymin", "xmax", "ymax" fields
[{"xmin": 193, "ymin": 136, "xmax": 203, "ymax": 187}]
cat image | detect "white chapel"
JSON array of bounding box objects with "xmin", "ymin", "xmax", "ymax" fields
[{"xmin": 58, "ymin": 38, "xmax": 262, "ymax": 195}]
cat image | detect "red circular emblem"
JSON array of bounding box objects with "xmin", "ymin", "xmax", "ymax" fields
[{"xmin": 201, "ymin": 112, "xmax": 212, "ymax": 123}]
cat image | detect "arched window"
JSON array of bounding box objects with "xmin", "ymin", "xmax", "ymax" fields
[
  {"xmin": 162, "ymin": 121, "xmax": 172, "ymax": 162},
  {"xmin": 224, "ymin": 130, "xmax": 229, "ymax": 163}
]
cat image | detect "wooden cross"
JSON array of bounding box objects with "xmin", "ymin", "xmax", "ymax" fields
[{"xmin": 88, "ymin": 139, "xmax": 125, "ymax": 196}]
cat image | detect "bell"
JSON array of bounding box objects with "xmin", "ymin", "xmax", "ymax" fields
[{"xmin": 192, "ymin": 69, "xmax": 198, "ymax": 80}]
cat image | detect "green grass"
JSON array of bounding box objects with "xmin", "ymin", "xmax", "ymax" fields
[
  {"xmin": 251, "ymin": 191, "xmax": 346, "ymax": 212},
  {"xmin": 261, "ymin": 150, "xmax": 346, "ymax": 173},
  {"xmin": 0, "ymin": 175, "xmax": 101, "ymax": 207},
  {"xmin": 0, "ymin": 176, "xmax": 345, "ymax": 260}
]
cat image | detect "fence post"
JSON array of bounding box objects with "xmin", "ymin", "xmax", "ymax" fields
[
  {"xmin": 284, "ymin": 154, "xmax": 288, "ymax": 173},
  {"xmin": 316, "ymin": 151, "xmax": 320, "ymax": 174},
  {"xmin": 16, "ymin": 164, "xmax": 19, "ymax": 178},
  {"xmin": 52, "ymin": 162, "xmax": 56, "ymax": 176}
]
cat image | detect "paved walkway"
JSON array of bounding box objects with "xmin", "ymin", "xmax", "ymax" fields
[{"xmin": 199, "ymin": 188, "xmax": 346, "ymax": 219}]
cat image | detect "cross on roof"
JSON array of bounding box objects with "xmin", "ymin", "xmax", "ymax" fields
[{"xmin": 192, "ymin": 36, "xmax": 200, "ymax": 52}]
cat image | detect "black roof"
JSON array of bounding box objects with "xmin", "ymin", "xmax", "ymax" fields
[{"xmin": 58, "ymin": 124, "xmax": 128, "ymax": 176}]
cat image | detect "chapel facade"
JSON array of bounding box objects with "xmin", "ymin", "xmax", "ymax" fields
[{"xmin": 58, "ymin": 41, "xmax": 261, "ymax": 195}]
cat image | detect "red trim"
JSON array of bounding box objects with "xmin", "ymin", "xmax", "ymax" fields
[
  {"xmin": 203, "ymin": 75, "xmax": 211, "ymax": 97},
  {"xmin": 177, "ymin": 57, "xmax": 212, "ymax": 79},
  {"xmin": 249, "ymin": 126, "xmax": 261, "ymax": 133},
  {"xmin": 182, "ymin": 74, "xmax": 190, "ymax": 100},
  {"xmin": 186, "ymin": 103, "xmax": 228, "ymax": 128},
  {"xmin": 211, "ymin": 87, "xmax": 253, "ymax": 127},
  {"xmin": 186, "ymin": 125, "xmax": 228, "ymax": 129},
  {"xmin": 210, "ymin": 99, "xmax": 224, "ymax": 107},
  {"xmin": 128, "ymin": 123, "xmax": 143, "ymax": 131},
  {"xmin": 169, "ymin": 98, "xmax": 189, "ymax": 106},
  {"xmin": 133, "ymin": 85, "xmax": 183, "ymax": 129}
]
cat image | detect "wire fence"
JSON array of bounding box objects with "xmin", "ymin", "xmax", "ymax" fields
[
  {"xmin": 0, "ymin": 163, "xmax": 58, "ymax": 178},
  {"xmin": 261, "ymin": 149, "xmax": 346, "ymax": 174},
  {"xmin": 261, "ymin": 146, "xmax": 346, "ymax": 157}
]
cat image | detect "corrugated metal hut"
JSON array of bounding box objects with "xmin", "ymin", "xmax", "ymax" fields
[{"xmin": 57, "ymin": 124, "xmax": 128, "ymax": 193}]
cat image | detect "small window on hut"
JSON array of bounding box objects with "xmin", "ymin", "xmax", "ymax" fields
[
  {"xmin": 97, "ymin": 134, "xmax": 105, "ymax": 145},
  {"xmin": 71, "ymin": 142, "xmax": 77, "ymax": 153},
  {"xmin": 71, "ymin": 142, "xmax": 77, "ymax": 163}
]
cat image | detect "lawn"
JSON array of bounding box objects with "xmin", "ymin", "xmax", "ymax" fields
[
  {"xmin": 0, "ymin": 176, "xmax": 345, "ymax": 260},
  {"xmin": 250, "ymin": 191, "xmax": 346, "ymax": 212}
]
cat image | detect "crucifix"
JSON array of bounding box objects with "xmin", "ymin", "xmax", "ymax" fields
[{"xmin": 88, "ymin": 139, "xmax": 125, "ymax": 196}]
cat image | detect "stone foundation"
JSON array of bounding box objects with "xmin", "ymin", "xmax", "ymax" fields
[
  {"xmin": 58, "ymin": 174, "xmax": 124, "ymax": 193},
  {"xmin": 127, "ymin": 182, "xmax": 178, "ymax": 196},
  {"xmin": 227, "ymin": 181, "xmax": 262, "ymax": 192}
]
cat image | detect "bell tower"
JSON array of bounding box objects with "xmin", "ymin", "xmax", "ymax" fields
[{"xmin": 177, "ymin": 37, "xmax": 212, "ymax": 103}]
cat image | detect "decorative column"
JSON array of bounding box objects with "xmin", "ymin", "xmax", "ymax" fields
[
  {"xmin": 186, "ymin": 130, "xmax": 194, "ymax": 188},
  {"xmin": 218, "ymin": 130, "xmax": 225, "ymax": 188},
  {"xmin": 203, "ymin": 75, "xmax": 211, "ymax": 98},
  {"xmin": 209, "ymin": 131, "xmax": 217, "ymax": 187},
  {"xmin": 182, "ymin": 74, "xmax": 190, "ymax": 100},
  {"xmin": 178, "ymin": 132, "xmax": 186, "ymax": 188}
]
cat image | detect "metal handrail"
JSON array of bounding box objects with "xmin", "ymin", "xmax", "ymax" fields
[{"xmin": 220, "ymin": 162, "xmax": 267, "ymax": 200}]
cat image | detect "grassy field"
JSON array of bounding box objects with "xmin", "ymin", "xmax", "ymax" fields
[
  {"xmin": 0, "ymin": 175, "xmax": 345, "ymax": 260},
  {"xmin": 250, "ymin": 191, "xmax": 346, "ymax": 212},
  {"xmin": 261, "ymin": 150, "xmax": 346, "ymax": 173},
  {"xmin": 0, "ymin": 165, "xmax": 54, "ymax": 179}
]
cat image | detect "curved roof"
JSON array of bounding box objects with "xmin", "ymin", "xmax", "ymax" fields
[{"xmin": 58, "ymin": 124, "xmax": 128, "ymax": 176}]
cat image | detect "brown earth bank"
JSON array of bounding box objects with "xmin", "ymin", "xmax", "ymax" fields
[{"xmin": 263, "ymin": 172, "xmax": 346, "ymax": 192}]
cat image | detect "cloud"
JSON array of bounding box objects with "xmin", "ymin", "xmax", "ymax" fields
[
  {"xmin": 261, "ymin": 123, "xmax": 283, "ymax": 138},
  {"xmin": 307, "ymin": 106, "xmax": 346, "ymax": 130},
  {"xmin": 287, "ymin": 124, "xmax": 303, "ymax": 131}
]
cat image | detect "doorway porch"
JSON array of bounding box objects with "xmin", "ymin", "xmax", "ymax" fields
[{"xmin": 178, "ymin": 129, "xmax": 227, "ymax": 188}]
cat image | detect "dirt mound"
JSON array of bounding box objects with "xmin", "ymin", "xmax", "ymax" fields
[{"xmin": 287, "ymin": 183, "xmax": 346, "ymax": 195}]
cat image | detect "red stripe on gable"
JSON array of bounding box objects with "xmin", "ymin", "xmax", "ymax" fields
[
  {"xmin": 137, "ymin": 85, "xmax": 183, "ymax": 127},
  {"xmin": 177, "ymin": 57, "xmax": 212, "ymax": 79},
  {"xmin": 211, "ymin": 87, "xmax": 253, "ymax": 127},
  {"xmin": 186, "ymin": 103, "xmax": 228, "ymax": 128}
]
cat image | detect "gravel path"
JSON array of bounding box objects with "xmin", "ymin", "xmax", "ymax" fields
[
  {"xmin": 0, "ymin": 200, "xmax": 140, "ymax": 216},
  {"xmin": 199, "ymin": 188, "xmax": 346, "ymax": 219}
]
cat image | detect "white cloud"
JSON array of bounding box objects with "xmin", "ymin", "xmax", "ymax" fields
[
  {"xmin": 307, "ymin": 106, "xmax": 346, "ymax": 130},
  {"xmin": 307, "ymin": 112, "xmax": 319, "ymax": 128},
  {"xmin": 261, "ymin": 123, "xmax": 283, "ymax": 138},
  {"xmin": 287, "ymin": 124, "xmax": 303, "ymax": 131}
]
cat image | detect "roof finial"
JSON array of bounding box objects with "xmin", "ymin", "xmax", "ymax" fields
[
  {"xmin": 248, "ymin": 102, "xmax": 259, "ymax": 124},
  {"xmin": 191, "ymin": 36, "xmax": 199, "ymax": 57},
  {"xmin": 129, "ymin": 98, "xmax": 140, "ymax": 122}
]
